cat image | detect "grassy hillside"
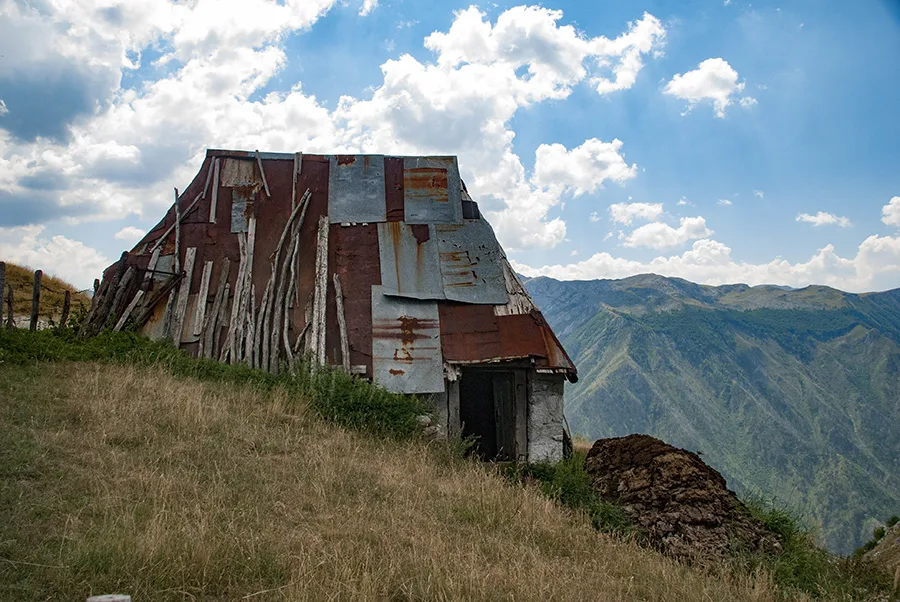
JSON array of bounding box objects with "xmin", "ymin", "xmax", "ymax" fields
[
  {"xmin": 1, "ymin": 261, "xmax": 91, "ymax": 324},
  {"xmin": 525, "ymin": 274, "xmax": 900, "ymax": 556},
  {"xmin": 0, "ymin": 346, "xmax": 805, "ymax": 601}
]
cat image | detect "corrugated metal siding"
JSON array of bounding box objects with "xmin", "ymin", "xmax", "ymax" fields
[
  {"xmin": 403, "ymin": 157, "xmax": 461, "ymax": 224},
  {"xmin": 328, "ymin": 155, "xmax": 387, "ymax": 224}
]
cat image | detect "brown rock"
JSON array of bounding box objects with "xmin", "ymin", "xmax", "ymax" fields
[{"xmin": 585, "ymin": 434, "xmax": 780, "ymax": 564}]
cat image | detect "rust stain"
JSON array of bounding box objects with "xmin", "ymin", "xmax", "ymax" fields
[
  {"xmin": 404, "ymin": 167, "xmax": 449, "ymax": 203},
  {"xmin": 410, "ymin": 224, "xmax": 430, "ymax": 244},
  {"xmin": 336, "ymin": 155, "xmax": 356, "ymax": 166},
  {"xmin": 388, "ymin": 368, "xmax": 405, "ymax": 375},
  {"xmin": 372, "ymin": 316, "xmax": 439, "ymax": 344}
]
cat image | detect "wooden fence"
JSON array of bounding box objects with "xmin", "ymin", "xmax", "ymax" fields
[{"xmin": 0, "ymin": 261, "xmax": 73, "ymax": 331}]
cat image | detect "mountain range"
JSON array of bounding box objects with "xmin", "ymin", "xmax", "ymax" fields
[{"xmin": 525, "ymin": 273, "xmax": 900, "ymax": 554}]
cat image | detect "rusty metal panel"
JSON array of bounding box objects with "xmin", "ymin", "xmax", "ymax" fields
[
  {"xmin": 435, "ymin": 220, "xmax": 509, "ymax": 304},
  {"xmin": 439, "ymin": 303, "xmax": 502, "ymax": 362},
  {"xmin": 371, "ymin": 285, "xmax": 444, "ymax": 394},
  {"xmin": 329, "ymin": 155, "xmax": 386, "ymax": 224},
  {"xmin": 384, "ymin": 157, "xmax": 405, "ymax": 221},
  {"xmin": 377, "ymin": 222, "xmax": 444, "ymax": 300},
  {"xmin": 403, "ymin": 157, "xmax": 461, "ymax": 224}
]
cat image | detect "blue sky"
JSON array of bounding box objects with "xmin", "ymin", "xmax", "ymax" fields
[{"xmin": 1, "ymin": 0, "xmax": 899, "ymax": 291}]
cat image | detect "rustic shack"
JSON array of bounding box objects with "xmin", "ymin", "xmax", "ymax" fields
[{"xmin": 84, "ymin": 150, "xmax": 577, "ymax": 461}]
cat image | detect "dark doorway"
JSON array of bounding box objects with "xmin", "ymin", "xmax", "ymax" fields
[{"xmin": 460, "ymin": 369, "xmax": 517, "ymax": 460}]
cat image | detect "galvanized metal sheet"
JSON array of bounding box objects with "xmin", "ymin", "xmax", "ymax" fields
[
  {"xmin": 231, "ymin": 189, "xmax": 252, "ymax": 233},
  {"xmin": 371, "ymin": 285, "xmax": 444, "ymax": 394},
  {"xmin": 403, "ymin": 157, "xmax": 461, "ymax": 224},
  {"xmin": 377, "ymin": 222, "xmax": 444, "ymax": 300},
  {"xmin": 435, "ymin": 220, "xmax": 509, "ymax": 304},
  {"xmin": 220, "ymin": 158, "xmax": 259, "ymax": 188},
  {"xmin": 328, "ymin": 155, "xmax": 387, "ymax": 224}
]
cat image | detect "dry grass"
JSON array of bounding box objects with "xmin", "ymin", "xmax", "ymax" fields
[
  {"xmin": 1, "ymin": 261, "xmax": 91, "ymax": 323},
  {"xmin": 0, "ymin": 362, "xmax": 802, "ymax": 601}
]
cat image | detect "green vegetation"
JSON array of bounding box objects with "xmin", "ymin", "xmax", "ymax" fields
[
  {"xmin": 527, "ymin": 274, "xmax": 900, "ymax": 555},
  {"xmin": 853, "ymin": 515, "xmax": 899, "ymax": 557},
  {"xmin": 0, "ymin": 327, "xmax": 427, "ymax": 440},
  {"xmin": 1, "ymin": 261, "xmax": 91, "ymax": 323},
  {"xmin": 505, "ymin": 452, "xmax": 632, "ymax": 536}
]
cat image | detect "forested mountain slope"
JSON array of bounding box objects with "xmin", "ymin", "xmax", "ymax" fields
[{"xmin": 525, "ymin": 274, "xmax": 900, "ymax": 554}]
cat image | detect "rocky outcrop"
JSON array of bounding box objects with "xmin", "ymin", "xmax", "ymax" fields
[{"xmin": 585, "ymin": 434, "xmax": 780, "ymax": 564}]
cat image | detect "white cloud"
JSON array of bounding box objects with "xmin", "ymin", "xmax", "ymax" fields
[
  {"xmin": 0, "ymin": 100, "xmax": 7, "ymax": 116},
  {"xmin": 114, "ymin": 226, "xmax": 146, "ymax": 243},
  {"xmin": 589, "ymin": 212, "xmax": 601, "ymax": 222},
  {"xmin": 608, "ymin": 201, "xmax": 664, "ymax": 225},
  {"xmin": 0, "ymin": 226, "xmax": 110, "ymax": 289},
  {"xmin": 882, "ymin": 197, "xmax": 900, "ymax": 227},
  {"xmin": 532, "ymin": 138, "xmax": 637, "ymax": 196},
  {"xmin": 676, "ymin": 197, "xmax": 689, "ymax": 206},
  {"xmin": 623, "ymin": 216, "xmax": 713, "ymax": 249},
  {"xmin": 514, "ymin": 235, "xmax": 900, "ymax": 293},
  {"xmin": 718, "ymin": 199, "xmax": 732, "ymax": 206},
  {"xmin": 570, "ymin": 249, "xmax": 579, "ymax": 256},
  {"xmin": 754, "ymin": 190, "xmax": 764, "ymax": 199},
  {"xmin": 359, "ymin": 0, "xmax": 378, "ymax": 16},
  {"xmin": 796, "ymin": 211, "xmax": 852, "ymax": 228},
  {"xmin": 663, "ymin": 58, "xmax": 756, "ymax": 118}
]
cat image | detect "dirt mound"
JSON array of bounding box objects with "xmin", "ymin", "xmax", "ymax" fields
[{"xmin": 585, "ymin": 434, "xmax": 780, "ymax": 563}]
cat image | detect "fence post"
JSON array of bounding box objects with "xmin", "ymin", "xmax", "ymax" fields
[
  {"xmin": 59, "ymin": 290, "xmax": 71, "ymax": 332},
  {"xmin": 30, "ymin": 269, "xmax": 42, "ymax": 331},
  {"xmin": 5, "ymin": 285, "xmax": 13, "ymax": 330},
  {"xmin": 0, "ymin": 261, "xmax": 5, "ymax": 326}
]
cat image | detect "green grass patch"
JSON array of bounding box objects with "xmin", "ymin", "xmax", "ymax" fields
[{"xmin": 0, "ymin": 328, "xmax": 427, "ymax": 440}]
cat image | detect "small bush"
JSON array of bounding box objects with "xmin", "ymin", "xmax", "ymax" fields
[
  {"xmin": 0, "ymin": 328, "xmax": 426, "ymax": 440},
  {"xmin": 887, "ymin": 515, "xmax": 899, "ymax": 528}
]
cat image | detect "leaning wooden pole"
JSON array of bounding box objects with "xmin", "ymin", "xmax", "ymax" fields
[{"xmin": 30, "ymin": 269, "xmax": 42, "ymax": 331}]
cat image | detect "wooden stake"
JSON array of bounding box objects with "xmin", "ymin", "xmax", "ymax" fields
[
  {"xmin": 203, "ymin": 259, "xmax": 230, "ymax": 359},
  {"xmin": 150, "ymin": 192, "xmax": 202, "ymax": 254},
  {"xmin": 311, "ymin": 215, "xmax": 329, "ymax": 366},
  {"xmin": 170, "ymin": 247, "xmax": 196, "ymax": 346},
  {"xmin": 173, "ymin": 189, "xmax": 181, "ymax": 273},
  {"xmin": 255, "ymin": 150, "xmax": 271, "ymax": 198},
  {"xmin": 106, "ymin": 266, "xmax": 136, "ymax": 330},
  {"xmin": 209, "ymin": 158, "xmax": 220, "ymax": 223},
  {"xmin": 59, "ymin": 290, "xmax": 71, "ymax": 332},
  {"xmin": 193, "ymin": 260, "xmax": 214, "ymax": 336},
  {"xmin": 333, "ymin": 273, "xmax": 350, "ymax": 372},
  {"xmin": 115, "ymin": 247, "xmax": 161, "ymax": 331},
  {"xmin": 5, "ymin": 285, "xmax": 13, "ymax": 330},
  {"xmin": 30, "ymin": 269, "xmax": 42, "ymax": 331}
]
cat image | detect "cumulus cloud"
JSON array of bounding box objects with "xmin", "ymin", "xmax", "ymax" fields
[
  {"xmin": 532, "ymin": 138, "xmax": 637, "ymax": 196},
  {"xmin": 589, "ymin": 212, "xmax": 601, "ymax": 222},
  {"xmin": 0, "ymin": 226, "xmax": 111, "ymax": 288},
  {"xmin": 882, "ymin": 197, "xmax": 900, "ymax": 227},
  {"xmin": 608, "ymin": 201, "xmax": 664, "ymax": 225},
  {"xmin": 514, "ymin": 235, "xmax": 900, "ymax": 293},
  {"xmin": 663, "ymin": 58, "xmax": 756, "ymax": 118},
  {"xmin": 359, "ymin": 0, "xmax": 378, "ymax": 16},
  {"xmin": 623, "ymin": 216, "xmax": 713, "ymax": 249},
  {"xmin": 754, "ymin": 190, "xmax": 764, "ymax": 199},
  {"xmin": 718, "ymin": 199, "xmax": 732, "ymax": 206},
  {"xmin": 796, "ymin": 211, "xmax": 852, "ymax": 228},
  {"xmin": 114, "ymin": 226, "xmax": 146, "ymax": 243}
]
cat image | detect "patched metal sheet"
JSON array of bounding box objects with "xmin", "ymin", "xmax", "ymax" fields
[
  {"xmin": 371, "ymin": 285, "xmax": 444, "ymax": 394},
  {"xmin": 377, "ymin": 222, "xmax": 444, "ymax": 300},
  {"xmin": 329, "ymin": 155, "xmax": 386, "ymax": 224},
  {"xmin": 435, "ymin": 220, "xmax": 509, "ymax": 304},
  {"xmin": 231, "ymin": 189, "xmax": 252, "ymax": 233},
  {"xmin": 403, "ymin": 157, "xmax": 461, "ymax": 224},
  {"xmin": 220, "ymin": 158, "xmax": 259, "ymax": 188}
]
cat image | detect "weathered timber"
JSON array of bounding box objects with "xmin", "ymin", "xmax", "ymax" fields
[
  {"xmin": 105, "ymin": 266, "xmax": 136, "ymax": 330},
  {"xmin": 283, "ymin": 221, "xmax": 303, "ymax": 368},
  {"xmin": 224, "ymin": 233, "xmax": 247, "ymax": 362},
  {"xmin": 311, "ymin": 215, "xmax": 329, "ymax": 366},
  {"xmin": 202, "ymin": 259, "xmax": 230, "ymax": 359},
  {"xmin": 270, "ymin": 219, "xmax": 300, "ymax": 372},
  {"xmin": 0, "ymin": 262, "xmax": 5, "ymax": 325},
  {"xmin": 149, "ymin": 192, "xmax": 202, "ymax": 254},
  {"xmin": 59, "ymin": 290, "xmax": 71, "ymax": 332},
  {"xmin": 202, "ymin": 157, "xmax": 215, "ymax": 199},
  {"xmin": 170, "ymin": 247, "xmax": 196, "ymax": 345},
  {"xmin": 209, "ymin": 158, "xmax": 220, "ymax": 223},
  {"xmin": 246, "ymin": 283, "xmax": 256, "ymax": 366},
  {"xmin": 5, "ymin": 285, "xmax": 13, "ymax": 330},
  {"xmin": 115, "ymin": 247, "xmax": 161, "ymax": 331},
  {"xmin": 255, "ymin": 149, "xmax": 272, "ymax": 198},
  {"xmin": 30, "ymin": 269, "xmax": 42, "ymax": 330},
  {"xmin": 333, "ymin": 273, "xmax": 350, "ymax": 372},
  {"xmin": 131, "ymin": 274, "xmax": 179, "ymax": 331},
  {"xmin": 256, "ymin": 279, "xmax": 272, "ymax": 370},
  {"xmin": 193, "ymin": 260, "xmax": 213, "ymax": 336}
]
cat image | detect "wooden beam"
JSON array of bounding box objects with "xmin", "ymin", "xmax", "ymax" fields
[
  {"xmin": 193, "ymin": 260, "xmax": 214, "ymax": 336},
  {"xmin": 170, "ymin": 247, "xmax": 196, "ymax": 346},
  {"xmin": 255, "ymin": 150, "xmax": 271, "ymax": 198},
  {"xmin": 311, "ymin": 215, "xmax": 329, "ymax": 366},
  {"xmin": 333, "ymin": 273, "xmax": 350, "ymax": 372},
  {"xmin": 59, "ymin": 290, "xmax": 71, "ymax": 332},
  {"xmin": 114, "ymin": 246, "xmax": 161, "ymax": 331},
  {"xmin": 106, "ymin": 266, "xmax": 136, "ymax": 330},
  {"xmin": 30, "ymin": 269, "xmax": 42, "ymax": 331},
  {"xmin": 203, "ymin": 259, "xmax": 230, "ymax": 359},
  {"xmin": 208, "ymin": 158, "xmax": 220, "ymax": 223},
  {"xmin": 149, "ymin": 192, "xmax": 202, "ymax": 254}
]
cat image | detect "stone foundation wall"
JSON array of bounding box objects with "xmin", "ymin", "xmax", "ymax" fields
[{"xmin": 527, "ymin": 373, "xmax": 564, "ymax": 462}]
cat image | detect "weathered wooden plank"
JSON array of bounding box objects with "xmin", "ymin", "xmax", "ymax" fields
[
  {"xmin": 193, "ymin": 260, "xmax": 214, "ymax": 336},
  {"xmin": 114, "ymin": 247, "xmax": 161, "ymax": 331},
  {"xmin": 311, "ymin": 215, "xmax": 329, "ymax": 366},
  {"xmin": 106, "ymin": 266, "xmax": 136, "ymax": 330},
  {"xmin": 150, "ymin": 193, "xmax": 202, "ymax": 254},
  {"xmin": 170, "ymin": 247, "xmax": 196, "ymax": 346},
  {"xmin": 30, "ymin": 270, "xmax": 42, "ymax": 330},
  {"xmin": 246, "ymin": 283, "xmax": 256, "ymax": 366},
  {"xmin": 333, "ymin": 273, "xmax": 350, "ymax": 372},
  {"xmin": 202, "ymin": 259, "xmax": 230, "ymax": 359},
  {"xmin": 226, "ymin": 234, "xmax": 247, "ymax": 362},
  {"xmin": 59, "ymin": 290, "xmax": 71, "ymax": 332},
  {"xmin": 209, "ymin": 158, "xmax": 220, "ymax": 223},
  {"xmin": 255, "ymin": 149, "xmax": 271, "ymax": 198},
  {"xmin": 5, "ymin": 285, "xmax": 14, "ymax": 330}
]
